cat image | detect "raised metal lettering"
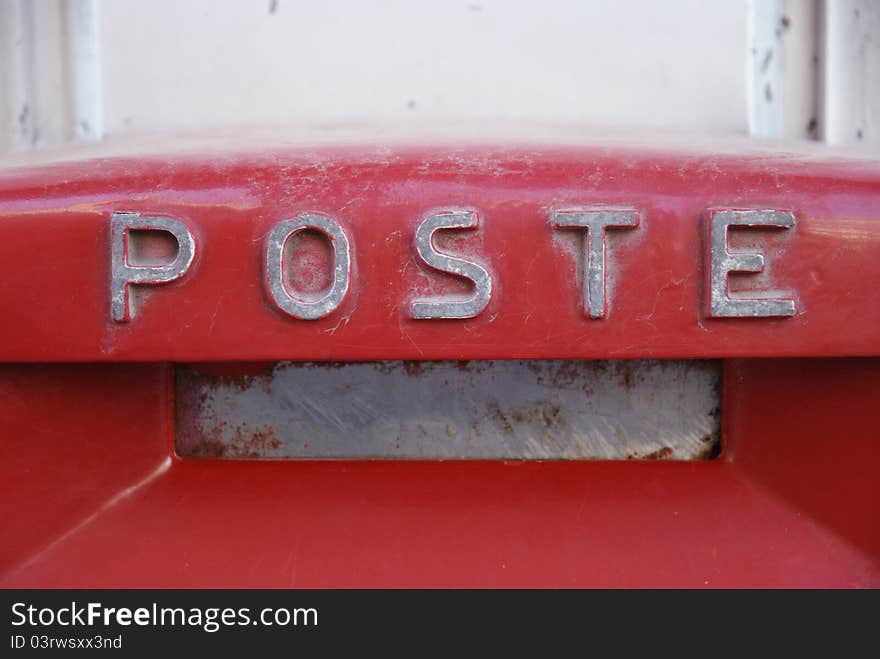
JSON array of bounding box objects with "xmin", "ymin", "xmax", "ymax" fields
[
  {"xmin": 109, "ymin": 212, "xmax": 196, "ymax": 322},
  {"xmin": 265, "ymin": 213, "xmax": 351, "ymax": 320},
  {"xmin": 412, "ymin": 210, "xmax": 492, "ymax": 319},
  {"xmin": 708, "ymin": 209, "xmax": 796, "ymax": 317},
  {"xmin": 552, "ymin": 208, "xmax": 640, "ymax": 319}
]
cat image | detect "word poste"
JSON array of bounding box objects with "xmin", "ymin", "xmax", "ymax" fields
[{"xmin": 109, "ymin": 207, "xmax": 796, "ymax": 322}]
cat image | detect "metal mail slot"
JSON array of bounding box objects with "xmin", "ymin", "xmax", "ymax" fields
[{"xmin": 175, "ymin": 360, "xmax": 721, "ymax": 460}]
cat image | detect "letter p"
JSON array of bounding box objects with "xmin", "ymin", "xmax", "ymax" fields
[{"xmin": 110, "ymin": 212, "xmax": 196, "ymax": 322}]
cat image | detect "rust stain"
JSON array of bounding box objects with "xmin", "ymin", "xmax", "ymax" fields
[
  {"xmin": 489, "ymin": 402, "xmax": 514, "ymax": 434},
  {"xmin": 696, "ymin": 435, "xmax": 723, "ymax": 461},
  {"xmin": 403, "ymin": 361, "xmax": 426, "ymax": 377},
  {"xmin": 509, "ymin": 401, "xmax": 565, "ymax": 431},
  {"xmin": 187, "ymin": 438, "xmax": 228, "ymax": 458},
  {"xmin": 642, "ymin": 446, "xmax": 674, "ymax": 460},
  {"xmin": 191, "ymin": 426, "xmax": 283, "ymax": 459},
  {"xmin": 618, "ymin": 361, "xmax": 635, "ymax": 389}
]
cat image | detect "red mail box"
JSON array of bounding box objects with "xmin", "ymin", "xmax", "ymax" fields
[{"xmin": 1, "ymin": 131, "xmax": 877, "ymax": 587}]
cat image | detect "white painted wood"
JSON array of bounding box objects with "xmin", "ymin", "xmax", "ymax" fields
[
  {"xmin": 0, "ymin": 0, "xmax": 86, "ymax": 153},
  {"xmin": 2, "ymin": 0, "xmax": 878, "ymax": 155},
  {"xmin": 0, "ymin": 0, "xmax": 35, "ymax": 152},
  {"xmin": 747, "ymin": 0, "xmax": 821, "ymax": 140},
  {"xmin": 823, "ymin": 0, "xmax": 880, "ymax": 144},
  {"xmin": 66, "ymin": 0, "xmax": 104, "ymax": 141}
]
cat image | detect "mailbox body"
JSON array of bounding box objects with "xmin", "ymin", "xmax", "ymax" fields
[{"xmin": 0, "ymin": 134, "xmax": 877, "ymax": 587}]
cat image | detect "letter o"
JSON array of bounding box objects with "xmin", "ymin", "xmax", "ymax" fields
[{"xmin": 265, "ymin": 213, "xmax": 351, "ymax": 320}]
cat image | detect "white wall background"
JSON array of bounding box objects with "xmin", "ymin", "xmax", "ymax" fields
[
  {"xmin": 98, "ymin": 0, "xmax": 747, "ymax": 135},
  {"xmin": 1, "ymin": 0, "xmax": 877, "ymax": 156}
]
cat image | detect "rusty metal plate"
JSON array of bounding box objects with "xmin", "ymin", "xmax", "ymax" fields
[{"xmin": 175, "ymin": 360, "xmax": 721, "ymax": 460}]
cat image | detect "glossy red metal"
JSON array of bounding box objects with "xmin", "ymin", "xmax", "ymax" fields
[
  {"xmin": 0, "ymin": 134, "xmax": 877, "ymax": 587},
  {"xmin": 0, "ymin": 139, "xmax": 878, "ymax": 360},
  {"xmin": 0, "ymin": 359, "xmax": 876, "ymax": 587}
]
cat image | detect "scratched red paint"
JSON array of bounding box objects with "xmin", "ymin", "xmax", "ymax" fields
[
  {"xmin": 0, "ymin": 135, "xmax": 877, "ymax": 587},
  {"xmin": 0, "ymin": 139, "xmax": 878, "ymax": 360}
]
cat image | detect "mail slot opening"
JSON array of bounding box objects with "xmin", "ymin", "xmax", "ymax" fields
[{"xmin": 174, "ymin": 360, "xmax": 721, "ymax": 460}]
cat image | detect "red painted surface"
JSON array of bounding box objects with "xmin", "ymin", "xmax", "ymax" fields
[
  {"xmin": 727, "ymin": 358, "xmax": 880, "ymax": 558},
  {"xmin": 0, "ymin": 359, "xmax": 877, "ymax": 588},
  {"xmin": 0, "ymin": 142, "xmax": 878, "ymax": 360},
  {"xmin": 0, "ymin": 364, "xmax": 171, "ymax": 575},
  {"xmin": 0, "ymin": 139, "xmax": 877, "ymax": 587}
]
